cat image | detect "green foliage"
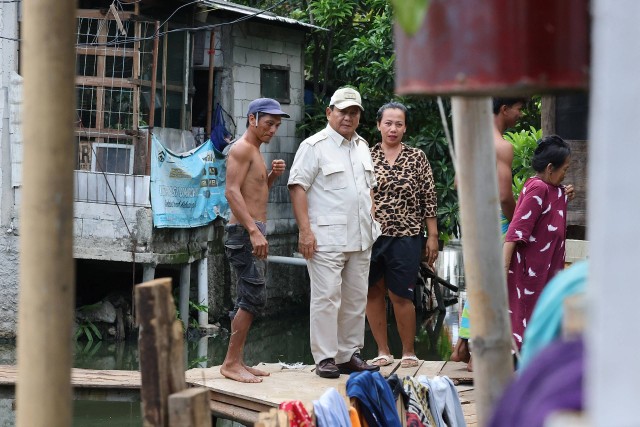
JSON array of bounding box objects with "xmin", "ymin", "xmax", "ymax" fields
[
  {"xmin": 74, "ymin": 303, "xmax": 104, "ymax": 342},
  {"xmin": 504, "ymin": 126, "xmax": 543, "ymax": 198},
  {"xmin": 74, "ymin": 319, "xmax": 103, "ymax": 342},
  {"xmin": 390, "ymin": 0, "xmax": 430, "ymax": 35},
  {"xmin": 515, "ymin": 96, "xmax": 542, "ymax": 133}
]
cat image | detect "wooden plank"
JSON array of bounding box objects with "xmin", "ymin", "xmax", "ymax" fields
[
  {"xmin": 169, "ymin": 388, "xmax": 212, "ymax": 427},
  {"xmin": 210, "ymin": 400, "xmax": 260, "ymax": 425},
  {"xmin": 391, "ymin": 359, "xmax": 424, "ymax": 379},
  {"xmin": 77, "ymin": 76, "xmax": 136, "ymax": 89},
  {"xmin": 74, "ymin": 129, "xmax": 134, "ymax": 138},
  {"xmin": 366, "ymin": 358, "xmax": 399, "ymax": 378},
  {"xmin": 0, "ymin": 365, "xmax": 141, "ymax": 388},
  {"xmin": 77, "ymin": 9, "xmax": 134, "ymax": 20},
  {"xmin": 439, "ymin": 361, "xmax": 474, "ymax": 385},
  {"xmin": 76, "ymin": 46, "xmax": 135, "ymax": 57},
  {"xmin": 186, "ymin": 366, "xmax": 349, "ymax": 409},
  {"xmin": 414, "ymin": 360, "xmax": 446, "ymax": 379},
  {"xmin": 256, "ymin": 409, "xmax": 289, "ymax": 427}
]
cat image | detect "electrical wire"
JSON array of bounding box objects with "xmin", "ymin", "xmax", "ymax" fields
[{"xmin": 0, "ymin": 0, "xmax": 291, "ymax": 45}]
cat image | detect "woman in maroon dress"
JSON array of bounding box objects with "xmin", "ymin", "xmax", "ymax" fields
[{"xmin": 503, "ymin": 135, "xmax": 572, "ymax": 350}]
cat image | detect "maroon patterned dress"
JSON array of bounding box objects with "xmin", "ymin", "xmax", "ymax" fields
[{"xmin": 505, "ymin": 176, "xmax": 568, "ymax": 349}]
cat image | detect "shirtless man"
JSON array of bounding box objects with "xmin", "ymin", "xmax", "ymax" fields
[{"xmin": 220, "ymin": 98, "xmax": 289, "ymax": 383}]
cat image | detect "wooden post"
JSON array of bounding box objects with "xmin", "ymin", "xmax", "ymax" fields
[
  {"xmin": 136, "ymin": 278, "xmax": 187, "ymax": 427},
  {"xmin": 541, "ymin": 95, "xmax": 556, "ymax": 136},
  {"xmin": 451, "ymin": 97, "xmax": 513, "ymax": 427},
  {"xmin": 16, "ymin": 0, "xmax": 76, "ymax": 426},
  {"xmin": 168, "ymin": 388, "xmax": 213, "ymax": 427},
  {"xmin": 206, "ymin": 30, "xmax": 215, "ymax": 138},
  {"xmin": 145, "ymin": 20, "xmax": 160, "ymax": 176}
]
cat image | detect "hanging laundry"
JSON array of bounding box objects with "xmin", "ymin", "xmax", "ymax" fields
[
  {"xmin": 210, "ymin": 103, "xmax": 234, "ymax": 152},
  {"xmin": 403, "ymin": 376, "xmax": 436, "ymax": 427},
  {"xmin": 417, "ymin": 376, "xmax": 466, "ymax": 427},
  {"xmin": 347, "ymin": 371, "xmax": 402, "ymax": 427},
  {"xmin": 312, "ymin": 388, "xmax": 351, "ymax": 427},
  {"xmin": 278, "ymin": 400, "xmax": 313, "ymax": 427}
]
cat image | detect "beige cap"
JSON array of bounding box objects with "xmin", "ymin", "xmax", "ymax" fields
[{"xmin": 329, "ymin": 87, "xmax": 364, "ymax": 111}]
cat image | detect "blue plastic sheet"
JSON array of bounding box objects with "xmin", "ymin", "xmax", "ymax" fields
[{"xmin": 150, "ymin": 135, "xmax": 230, "ymax": 228}]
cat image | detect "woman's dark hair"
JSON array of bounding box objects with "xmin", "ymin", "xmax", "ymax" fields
[
  {"xmin": 532, "ymin": 135, "xmax": 571, "ymax": 172},
  {"xmin": 376, "ymin": 102, "xmax": 408, "ymax": 123}
]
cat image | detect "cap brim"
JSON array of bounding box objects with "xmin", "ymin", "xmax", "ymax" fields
[
  {"xmin": 260, "ymin": 109, "xmax": 290, "ymax": 118},
  {"xmin": 332, "ymin": 101, "xmax": 364, "ymax": 111}
]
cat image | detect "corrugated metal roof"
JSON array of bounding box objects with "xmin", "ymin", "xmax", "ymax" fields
[{"xmin": 199, "ymin": 0, "xmax": 327, "ymax": 32}]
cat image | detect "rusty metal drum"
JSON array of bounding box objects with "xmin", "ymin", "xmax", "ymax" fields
[{"xmin": 394, "ymin": 0, "xmax": 590, "ymax": 95}]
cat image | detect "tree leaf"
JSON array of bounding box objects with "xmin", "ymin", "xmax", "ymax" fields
[{"xmin": 390, "ymin": 0, "xmax": 430, "ymax": 35}]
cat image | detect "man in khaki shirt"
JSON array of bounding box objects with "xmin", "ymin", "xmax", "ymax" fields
[{"xmin": 288, "ymin": 87, "xmax": 381, "ymax": 378}]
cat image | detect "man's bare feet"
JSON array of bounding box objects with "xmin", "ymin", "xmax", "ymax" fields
[
  {"xmin": 451, "ymin": 338, "xmax": 471, "ymax": 363},
  {"xmin": 244, "ymin": 364, "xmax": 270, "ymax": 377},
  {"xmin": 467, "ymin": 356, "xmax": 473, "ymax": 372},
  {"xmin": 221, "ymin": 363, "xmax": 263, "ymax": 383}
]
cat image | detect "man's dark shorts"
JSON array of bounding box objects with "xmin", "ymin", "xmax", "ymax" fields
[
  {"xmin": 368, "ymin": 235, "xmax": 422, "ymax": 300},
  {"xmin": 224, "ymin": 222, "xmax": 267, "ymax": 318}
]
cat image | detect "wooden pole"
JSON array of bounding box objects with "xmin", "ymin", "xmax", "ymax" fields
[
  {"xmin": 541, "ymin": 95, "xmax": 556, "ymax": 136},
  {"xmin": 16, "ymin": 0, "xmax": 76, "ymax": 426},
  {"xmin": 136, "ymin": 278, "xmax": 187, "ymax": 427},
  {"xmin": 206, "ymin": 30, "xmax": 215, "ymax": 138},
  {"xmin": 145, "ymin": 20, "xmax": 160, "ymax": 176},
  {"xmin": 451, "ymin": 97, "xmax": 513, "ymax": 427},
  {"xmin": 168, "ymin": 388, "xmax": 213, "ymax": 427}
]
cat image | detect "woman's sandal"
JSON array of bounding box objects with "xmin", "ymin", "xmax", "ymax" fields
[
  {"xmin": 370, "ymin": 355, "xmax": 394, "ymax": 367},
  {"xmin": 400, "ymin": 355, "xmax": 420, "ymax": 368}
]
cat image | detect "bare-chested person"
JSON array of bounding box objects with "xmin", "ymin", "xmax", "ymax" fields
[{"xmin": 221, "ymin": 98, "xmax": 289, "ymax": 383}]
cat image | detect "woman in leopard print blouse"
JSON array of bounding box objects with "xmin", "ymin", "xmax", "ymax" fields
[{"xmin": 366, "ymin": 102, "xmax": 439, "ymax": 368}]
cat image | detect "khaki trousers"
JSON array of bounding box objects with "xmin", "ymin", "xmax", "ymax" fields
[{"xmin": 307, "ymin": 249, "xmax": 371, "ymax": 364}]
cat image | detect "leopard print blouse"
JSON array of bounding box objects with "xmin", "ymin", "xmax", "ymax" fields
[{"xmin": 371, "ymin": 143, "xmax": 437, "ymax": 237}]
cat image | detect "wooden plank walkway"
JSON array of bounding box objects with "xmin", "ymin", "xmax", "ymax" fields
[{"xmin": 0, "ymin": 361, "xmax": 476, "ymax": 425}]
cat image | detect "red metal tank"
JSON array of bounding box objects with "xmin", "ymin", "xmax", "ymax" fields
[{"xmin": 394, "ymin": 0, "xmax": 590, "ymax": 95}]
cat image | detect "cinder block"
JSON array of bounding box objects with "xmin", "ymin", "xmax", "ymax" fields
[
  {"xmin": 232, "ymin": 46, "xmax": 249, "ymax": 64},
  {"xmin": 233, "ymin": 83, "xmax": 246, "ymax": 101},
  {"xmin": 245, "ymin": 83, "xmax": 261, "ymax": 100},
  {"xmin": 287, "ymin": 54, "xmax": 301, "ymax": 71},
  {"xmin": 289, "ymin": 73, "xmax": 303, "ymax": 92},
  {"xmin": 272, "ymin": 53, "xmax": 287, "ymax": 67},
  {"xmin": 267, "ymin": 40, "xmax": 284, "ymax": 54}
]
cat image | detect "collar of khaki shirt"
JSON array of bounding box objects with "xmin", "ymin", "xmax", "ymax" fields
[{"xmin": 324, "ymin": 124, "xmax": 360, "ymax": 147}]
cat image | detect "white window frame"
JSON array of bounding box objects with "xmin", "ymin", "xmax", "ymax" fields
[{"xmin": 91, "ymin": 142, "xmax": 135, "ymax": 175}]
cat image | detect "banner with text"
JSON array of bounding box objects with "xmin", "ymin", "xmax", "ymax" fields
[{"xmin": 150, "ymin": 136, "xmax": 230, "ymax": 228}]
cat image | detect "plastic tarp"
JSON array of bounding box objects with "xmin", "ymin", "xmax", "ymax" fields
[{"xmin": 150, "ymin": 135, "xmax": 230, "ymax": 228}]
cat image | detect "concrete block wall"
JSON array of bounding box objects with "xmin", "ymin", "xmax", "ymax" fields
[{"xmin": 222, "ymin": 22, "xmax": 305, "ymax": 238}]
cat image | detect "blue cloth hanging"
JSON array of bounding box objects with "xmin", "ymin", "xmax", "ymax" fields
[{"xmin": 211, "ymin": 103, "xmax": 233, "ymax": 152}]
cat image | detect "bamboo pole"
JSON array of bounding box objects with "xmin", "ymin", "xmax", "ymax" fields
[
  {"xmin": 451, "ymin": 97, "xmax": 513, "ymax": 427},
  {"xmin": 16, "ymin": 1, "xmax": 77, "ymax": 426}
]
